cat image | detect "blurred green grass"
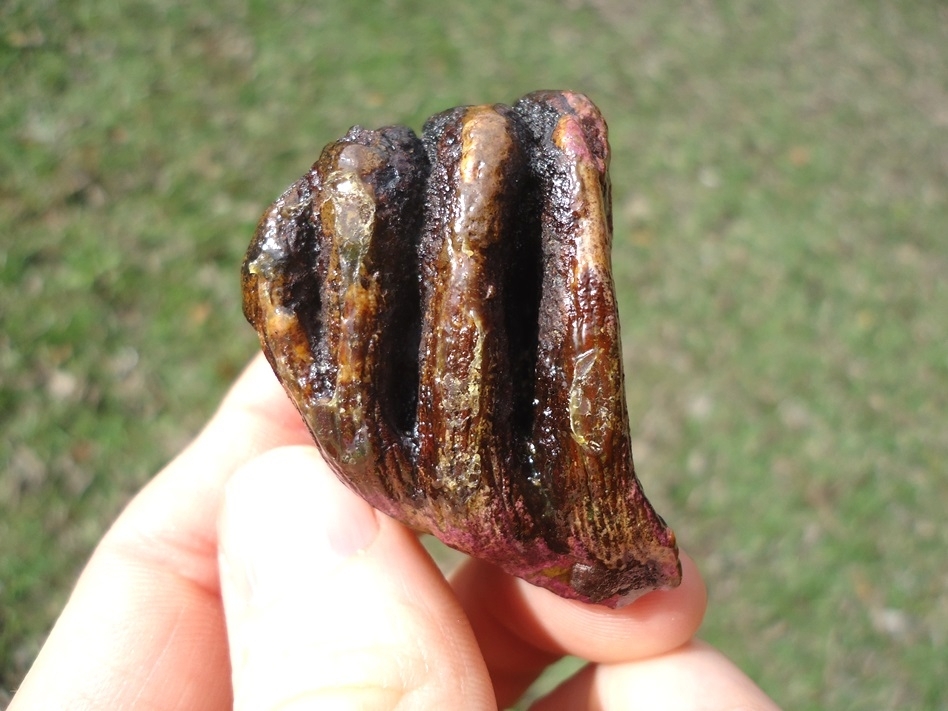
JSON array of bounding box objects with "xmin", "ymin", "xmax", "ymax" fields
[{"xmin": 2, "ymin": 0, "xmax": 946, "ymax": 708}]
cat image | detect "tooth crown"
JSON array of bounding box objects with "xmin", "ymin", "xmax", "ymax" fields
[{"xmin": 242, "ymin": 91, "xmax": 681, "ymax": 607}]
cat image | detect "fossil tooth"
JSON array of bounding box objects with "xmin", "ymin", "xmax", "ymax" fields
[{"xmin": 242, "ymin": 91, "xmax": 682, "ymax": 607}]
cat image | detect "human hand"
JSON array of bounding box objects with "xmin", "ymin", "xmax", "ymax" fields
[{"xmin": 10, "ymin": 355, "xmax": 779, "ymax": 710}]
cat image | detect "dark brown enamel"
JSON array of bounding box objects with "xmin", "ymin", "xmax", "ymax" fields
[
  {"xmin": 242, "ymin": 125, "xmax": 428, "ymax": 522},
  {"xmin": 242, "ymin": 91, "xmax": 682, "ymax": 606}
]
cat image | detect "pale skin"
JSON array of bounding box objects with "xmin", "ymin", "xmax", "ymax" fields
[{"xmin": 10, "ymin": 354, "xmax": 781, "ymax": 710}]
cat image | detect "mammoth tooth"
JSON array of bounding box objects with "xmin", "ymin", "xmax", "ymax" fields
[{"xmin": 242, "ymin": 91, "xmax": 682, "ymax": 607}]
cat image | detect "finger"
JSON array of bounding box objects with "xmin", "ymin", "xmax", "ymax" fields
[
  {"xmin": 451, "ymin": 553, "xmax": 706, "ymax": 707},
  {"xmin": 219, "ymin": 446, "xmax": 497, "ymax": 711},
  {"xmin": 10, "ymin": 354, "xmax": 312, "ymax": 711},
  {"xmin": 529, "ymin": 640, "xmax": 782, "ymax": 711},
  {"xmin": 114, "ymin": 351, "xmax": 314, "ymax": 584}
]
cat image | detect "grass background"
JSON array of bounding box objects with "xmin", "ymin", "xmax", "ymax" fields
[{"xmin": 2, "ymin": 0, "xmax": 946, "ymax": 708}]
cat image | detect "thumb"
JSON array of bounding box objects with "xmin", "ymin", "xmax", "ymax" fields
[{"xmin": 217, "ymin": 445, "xmax": 495, "ymax": 711}]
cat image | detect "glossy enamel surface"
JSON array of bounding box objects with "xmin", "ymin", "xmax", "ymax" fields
[{"xmin": 242, "ymin": 91, "xmax": 681, "ymax": 606}]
